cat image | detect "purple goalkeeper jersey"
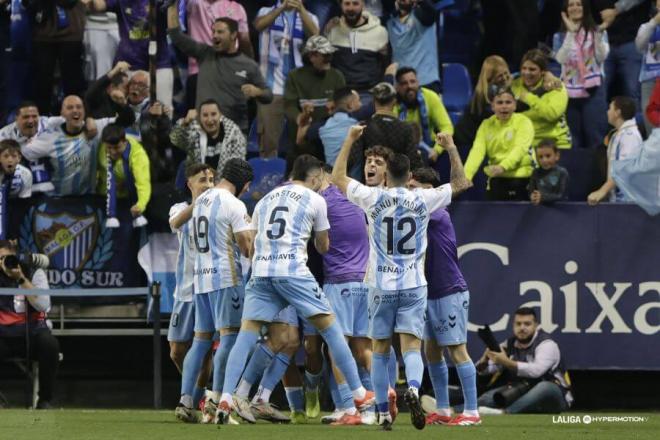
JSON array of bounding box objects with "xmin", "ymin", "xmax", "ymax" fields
[
  {"xmin": 320, "ymin": 184, "xmax": 368, "ymax": 284},
  {"xmin": 107, "ymin": 0, "xmax": 172, "ymax": 69},
  {"xmin": 425, "ymin": 208, "xmax": 468, "ymax": 299}
]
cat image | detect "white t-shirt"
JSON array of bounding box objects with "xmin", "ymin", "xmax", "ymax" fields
[
  {"xmin": 250, "ymin": 183, "xmax": 330, "ymax": 278},
  {"xmin": 1, "ymin": 164, "xmax": 33, "ymax": 198},
  {"xmin": 169, "ymin": 202, "xmax": 195, "ymax": 302},
  {"xmin": 191, "ymin": 187, "xmax": 251, "ymax": 293},
  {"xmin": 346, "ymin": 180, "xmax": 453, "ymax": 290},
  {"xmin": 21, "ymin": 118, "xmax": 114, "ymax": 196},
  {"xmin": 607, "ymin": 119, "xmax": 643, "ymax": 202}
]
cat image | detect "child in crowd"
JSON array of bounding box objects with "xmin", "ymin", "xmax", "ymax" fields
[
  {"xmin": 588, "ymin": 97, "xmax": 643, "ymax": 205},
  {"xmin": 528, "ymin": 139, "xmax": 568, "ymax": 205},
  {"xmin": 0, "ymin": 139, "xmax": 33, "ymax": 199}
]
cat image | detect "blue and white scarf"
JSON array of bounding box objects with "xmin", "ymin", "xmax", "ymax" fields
[
  {"xmin": 399, "ymin": 91, "xmax": 433, "ymax": 147},
  {"xmin": 105, "ymin": 140, "xmax": 147, "ymax": 228}
]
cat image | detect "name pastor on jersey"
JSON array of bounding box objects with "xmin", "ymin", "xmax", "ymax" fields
[{"xmin": 268, "ymin": 189, "xmax": 302, "ymax": 202}]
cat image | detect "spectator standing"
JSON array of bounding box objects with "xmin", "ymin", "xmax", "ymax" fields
[
  {"xmin": 592, "ymin": 0, "xmax": 651, "ymax": 104},
  {"xmin": 284, "ymin": 35, "xmax": 345, "ymax": 165},
  {"xmin": 394, "ymin": 66, "xmax": 453, "ymax": 160},
  {"xmin": 96, "ymin": 124, "xmax": 151, "ymax": 221},
  {"xmin": 464, "ymin": 87, "xmax": 535, "ymax": 201},
  {"xmin": 0, "ymin": 240, "xmax": 59, "ymax": 409},
  {"xmin": 91, "ymin": 0, "xmax": 173, "ymax": 111},
  {"xmin": 167, "ymin": 4, "xmax": 272, "ymax": 134},
  {"xmin": 645, "ymin": 76, "xmax": 660, "ymax": 125},
  {"xmin": 387, "ymin": 0, "xmax": 441, "ymax": 93},
  {"xmin": 588, "ymin": 96, "xmax": 643, "ymax": 203},
  {"xmin": 26, "ymin": 0, "xmax": 88, "ymax": 114},
  {"xmin": 83, "ymin": 11, "xmax": 119, "ymax": 81},
  {"xmin": 185, "ymin": 0, "xmax": 253, "ymax": 110},
  {"xmin": 170, "ymin": 98, "xmax": 246, "ymax": 178},
  {"xmin": 317, "ymin": 88, "xmax": 361, "ymax": 165},
  {"xmin": 635, "ymin": 0, "xmax": 660, "ymax": 132},
  {"xmin": 326, "ymin": 0, "xmax": 389, "ymax": 95},
  {"xmin": 254, "ymin": 0, "xmax": 319, "ymax": 158},
  {"xmin": 554, "ymin": 0, "xmax": 610, "ymax": 149},
  {"xmin": 348, "ymin": 82, "xmax": 422, "ymax": 180},
  {"xmin": 528, "ymin": 139, "xmax": 569, "ymax": 205},
  {"xmin": 85, "ymin": 61, "xmax": 131, "ymax": 119},
  {"xmin": 512, "ymin": 49, "xmax": 571, "ymax": 150}
]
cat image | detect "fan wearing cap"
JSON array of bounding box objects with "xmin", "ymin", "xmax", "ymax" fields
[
  {"xmin": 254, "ymin": 1, "xmax": 320, "ymax": 158},
  {"xmin": 347, "ymin": 82, "xmax": 422, "ymax": 182},
  {"xmin": 284, "ymin": 35, "xmax": 347, "ymax": 169}
]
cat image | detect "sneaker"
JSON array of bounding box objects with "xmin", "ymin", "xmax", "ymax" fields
[
  {"xmin": 360, "ymin": 410, "xmax": 377, "ymax": 425},
  {"xmin": 250, "ymin": 399, "xmax": 291, "ymax": 423},
  {"xmin": 290, "ymin": 410, "xmax": 307, "ymax": 424},
  {"xmin": 35, "ymin": 400, "xmax": 52, "ymax": 410},
  {"xmin": 321, "ymin": 409, "xmax": 345, "ymax": 424},
  {"xmin": 201, "ymin": 397, "xmax": 216, "ymax": 424},
  {"xmin": 331, "ymin": 412, "xmax": 362, "ymax": 426},
  {"xmin": 404, "ymin": 388, "xmax": 425, "ymax": 430},
  {"xmin": 448, "ymin": 414, "xmax": 482, "ymax": 426},
  {"xmin": 354, "ymin": 390, "xmax": 375, "ymax": 410},
  {"xmin": 388, "ymin": 388, "xmax": 398, "ymax": 422},
  {"xmin": 305, "ymin": 389, "xmax": 320, "ymax": 418},
  {"xmin": 175, "ymin": 403, "xmax": 198, "ymax": 423},
  {"xmin": 426, "ymin": 412, "xmax": 453, "ymax": 425},
  {"xmin": 378, "ymin": 413, "xmax": 393, "ymax": 431},
  {"xmin": 478, "ymin": 406, "xmax": 504, "ymax": 415},
  {"xmin": 214, "ymin": 401, "xmax": 231, "ymax": 425},
  {"xmin": 420, "ymin": 394, "xmax": 437, "ymax": 414},
  {"xmin": 233, "ymin": 395, "xmax": 256, "ymax": 424}
]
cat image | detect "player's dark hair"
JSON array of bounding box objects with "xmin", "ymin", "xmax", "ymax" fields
[
  {"xmin": 198, "ymin": 98, "xmax": 221, "ymax": 113},
  {"xmin": 364, "ymin": 145, "xmax": 393, "ymax": 162},
  {"xmin": 514, "ymin": 307, "xmax": 537, "ymax": 321},
  {"xmin": 321, "ymin": 163, "xmax": 333, "ymax": 174},
  {"xmin": 387, "ymin": 153, "xmax": 410, "ymax": 183},
  {"xmin": 395, "ymin": 66, "xmax": 417, "ymax": 83},
  {"xmin": 222, "ymin": 158, "xmax": 254, "ymax": 194},
  {"xmin": 215, "ymin": 17, "xmax": 239, "ymax": 34},
  {"xmin": 535, "ymin": 138, "xmax": 558, "ymax": 152},
  {"xmin": 16, "ymin": 101, "xmax": 39, "ymax": 114},
  {"xmin": 0, "ymin": 139, "xmax": 21, "ymax": 155},
  {"xmin": 611, "ymin": 96, "xmax": 636, "ymax": 121},
  {"xmin": 291, "ymin": 154, "xmax": 323, "ymax": 181},
  {"xmin": 185, "ymin": 162, "xmax": 215, "ymax": 180},
  {"xmin": 411, "ymin": 167, "xmax": 441, "ymax": 187},
  {"xmin": 101, "ymin": 124, "xmax": 126, "ymax": 145}
]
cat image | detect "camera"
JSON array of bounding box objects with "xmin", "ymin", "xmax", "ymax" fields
[
  {"xmin": 493, "ymin": 381, "xmax": 532, "ymax": 407},
  {"xmin": 2, "ymin": 254, "xmax": 19, "ymax": 270}
]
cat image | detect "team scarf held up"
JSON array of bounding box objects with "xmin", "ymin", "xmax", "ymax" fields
[
  {"xmin": 399, "ymin": 90, "xmax": 433, "ymax": 148},
  {"xmin": 105, "ymin": 140, "xmax": 147, "ymax": 228}
]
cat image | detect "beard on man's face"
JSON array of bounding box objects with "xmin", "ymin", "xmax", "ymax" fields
[{"xmin": 344, "ymin": 10, "xmax": 363, "ymax": 26}]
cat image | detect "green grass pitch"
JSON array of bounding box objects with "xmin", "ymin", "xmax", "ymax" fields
[{"xmin": 0, "ymin": 410, "xmax": 657, "ymax": 440}]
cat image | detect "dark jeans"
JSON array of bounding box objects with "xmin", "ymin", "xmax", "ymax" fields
[
  {"xmin": 478, "ymin": 381, "xmax": 569, "ymax": 414},
  {"xmin": 567, "ymin": 85, "xmax": 609, "ymax": 149},
  {"xmin": 604, "ymin": 41, "xmax": 641, "ymax": 105},
  {"xmin": 185, "ymin": 73, "xmax": 198, "ymax": 111},
  {"xmin": 31, "ymin": 40, "xmax": 85, "ymax": 114},
  {"xmin": 0, "ymin": 329, "xmax": 60, "ymax": 403},
  {"xmin": 486, "ymin": 177, "xmax": 530, "ymax": 201}
]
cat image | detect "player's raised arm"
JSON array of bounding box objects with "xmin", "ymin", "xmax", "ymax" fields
[
  {"xmin": 332, "ymin": 125, "xmax": 365, "ymax": 195},
  {"xmin": 437, "ymin": 133, "xmax": 472, "ymax": 197}
]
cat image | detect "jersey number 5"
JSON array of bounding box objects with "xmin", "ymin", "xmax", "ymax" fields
[
  {"xmin": 383, "ymin": 216, "xmax": 416, "ymax": 255},
  {"xmin": 267, "ymin": 206, "xmax": 289, "ymax": 240}
]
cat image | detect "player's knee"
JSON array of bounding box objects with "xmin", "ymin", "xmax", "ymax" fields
[
  {"xmin": 424, "ymin": 341, "xmax": 445, "ymax": 363},
  {"xmin": 447, "ymin": 344, "xmax": 470, "ymax": 364},
  {"xmin": 169, "ymin": 342, "xmax": 187, "ymax": 365}
]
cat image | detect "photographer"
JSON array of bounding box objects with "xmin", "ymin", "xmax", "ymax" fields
[
  {"xmin": 475, "ymin": 307, "xmax": 572, "ymax": 414},
  {"xmin": 0, "ymin": 241, "xmax": 59, "ymax": 409}
]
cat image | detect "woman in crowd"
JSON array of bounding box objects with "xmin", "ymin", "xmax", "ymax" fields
[
  {"xmin": 512, "ymin": 49, "xmax": 571, "ymax": 150},
  {"xmin": 170, "ymin": 98, "xmax": 246, "ymax": 187},
  {"xmin": 464, "ymin": 87, "xmax": 535, "ymax": 201},
  {"xmin": 635, "ymin": 0, "xmax": 660, "ymax": 133},
  {"xmin": 553, "ymin": 0, "xmax": 609, "ymax": 149}
]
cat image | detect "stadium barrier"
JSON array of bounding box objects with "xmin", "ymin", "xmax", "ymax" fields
[{"xmin": 0, "ymin": 284, "xmax": 163, "ymax": 408}]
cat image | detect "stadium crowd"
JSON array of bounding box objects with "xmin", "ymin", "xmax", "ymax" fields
[{"xmin": 0, "ymin": 0, "xmax": 658, "ymax": 424}]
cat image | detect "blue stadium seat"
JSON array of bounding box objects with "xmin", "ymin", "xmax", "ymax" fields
[
  {"xmin": 240, "ymin": 157, "xmax": 287, "ymax": 214},
  {"xmin": 442, "ymin": 63, "xmax": 472, "ymax": 122}
]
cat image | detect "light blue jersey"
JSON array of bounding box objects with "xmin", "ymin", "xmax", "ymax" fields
[{"xmin": 169, "ymin": 202, "xmax": 195, "ymax": 302}]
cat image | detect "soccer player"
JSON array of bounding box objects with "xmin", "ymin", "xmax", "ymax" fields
[
  {"xmin": 364, "ymin": 146, "xmax": 392, "ymax": 188},
  {"xmin": 169, "ymin": 163, "xmax": 214, "ymax": 422},
  {"xmin": 176, "ymin": 158, "xmax": 254, "ymax": 423},
  {"xmin": 215, "ymin": 154, "xmax": 374, "ymax": 424},
  {"xmin": 21, "ymin": 95, "xmax": 133, "ymax": 196},
  {"xmin": 408, "ymin": 166, "xmax": 481, "ymax": 426},
  {"xmin": 332, "ymin": 127, "xmax": 472, "ymax": 430}
]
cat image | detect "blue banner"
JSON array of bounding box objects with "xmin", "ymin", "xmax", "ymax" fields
[
  {"xmin": 8, "ymin": 196, "xmax": 146, "ymax": 289},
  {"xmin": 451, "ymin": 202, "xmax": 660, "ymax": 370}
]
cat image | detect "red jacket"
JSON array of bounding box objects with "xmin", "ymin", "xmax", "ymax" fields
[{"xmin": 645, "ymin": 78, "xmax": 660, "ymax": 128}]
